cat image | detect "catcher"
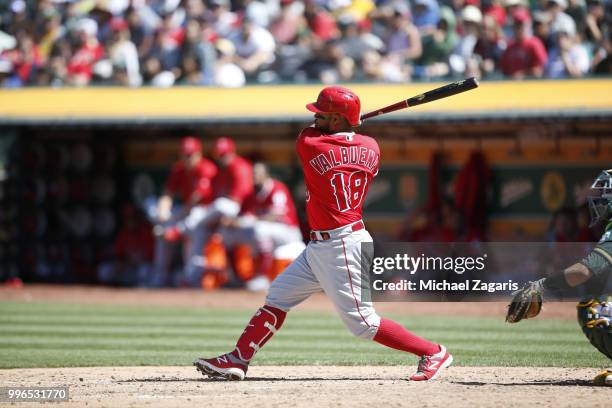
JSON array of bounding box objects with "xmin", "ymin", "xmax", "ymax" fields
[{"xmin": 506, "ymin": 169, "xmax": 612, "ymax": 386}]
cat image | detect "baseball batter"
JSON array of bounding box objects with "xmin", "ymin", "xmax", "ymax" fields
[{"xmin": 194, "ymin": 86, "xmax": 452, "ymax": 381}]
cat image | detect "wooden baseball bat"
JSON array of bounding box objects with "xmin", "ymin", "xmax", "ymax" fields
[{"xmin": 360, "ymin": 77, "xmax": 479, "ymax": 122}]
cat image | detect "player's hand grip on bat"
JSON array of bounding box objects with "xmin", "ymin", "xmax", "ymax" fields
[{"xmin": 505, "ymin": 279, "xmax": 544, "ymax": 323}]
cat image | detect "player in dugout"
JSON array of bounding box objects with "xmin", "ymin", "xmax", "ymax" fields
[{"xmin": 151, "ymin": 136, "xmax": 217, "ymax": 286}]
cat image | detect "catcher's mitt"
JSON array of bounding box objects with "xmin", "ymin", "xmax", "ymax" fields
[{"xmin": 506, "ymin": 279, "xmax": 544, "ymax": 323}]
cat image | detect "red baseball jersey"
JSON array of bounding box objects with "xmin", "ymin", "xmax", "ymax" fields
[
  {"xmin": 297, "ymin": 127, "xmax": 380, "ymax": 230},
  {"xmin": 212, "ymin": 155, "xmax": 254, "ymax": 204},
  {"xmin": 241, "ymin": 179, "xmax": 299, "ymax": 227},
  {"xmin": 165, "ymin": 158, "xmax": 217, "ymax": 205},
  {"xmin": 500, "ymin": 37, "xmax": 548, "ymax": 77}
]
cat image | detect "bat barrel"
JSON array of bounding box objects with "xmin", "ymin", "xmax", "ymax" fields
[
  {"xmin": 359, "ymin": 77, "xmax": 479, "ymax": 122},
  {"xmin": 407, "ymin": 77, "xmax": 479, "ymax": 107}
]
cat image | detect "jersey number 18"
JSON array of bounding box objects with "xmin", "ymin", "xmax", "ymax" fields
[{"xmin": 330, "ymin": 171, "xmax": 368, "ymax": 212}]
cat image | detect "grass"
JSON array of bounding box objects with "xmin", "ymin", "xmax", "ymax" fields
[{"xmin": 0, "ymin": 302, "xmax": 609, "ymax": 369}]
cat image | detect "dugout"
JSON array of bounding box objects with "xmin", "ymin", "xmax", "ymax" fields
[{"xmin": 1, "ymin": 79, "xmax": 611, "ymax": 282}]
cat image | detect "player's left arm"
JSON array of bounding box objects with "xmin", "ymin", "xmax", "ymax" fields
[
  {"xmin": 545, "ymin": 245, "xmax": 611, "ymax": 292},
  {"xmin": 506, "ymin": 247, "xmax": 609, "ymax": 323},
  {"xmin": 558, "ymin": 262, "xmax": 593, "ymax": 287},
  {"xmin": 539, "ymin": 262, "xmax": 593, "ymax": 294}
]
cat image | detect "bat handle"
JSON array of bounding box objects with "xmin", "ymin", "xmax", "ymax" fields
[{"xmin": 360, "ymin": 100, "xmax": 408, "ymax": 121}]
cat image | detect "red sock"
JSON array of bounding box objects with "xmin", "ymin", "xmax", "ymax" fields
[
  {"xmin": 373, "ymin": 318, "xmax": 439, "ymax": 356},
  {"xmin": 231, "ymin": 305, "xmax": 286, "ymax": 362}
]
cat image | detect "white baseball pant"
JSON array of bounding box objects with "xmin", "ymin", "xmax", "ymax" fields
[
  {"xmin": 221, "ymin": 218, "xmax": 303, "ymax": 255},
  {"xmin": 265, "ymin": 221, "xmax": 381, "ymax": 339},
  {"xmin": 180, "ymin": 197, "xmax": 241, "ymax": 285}
]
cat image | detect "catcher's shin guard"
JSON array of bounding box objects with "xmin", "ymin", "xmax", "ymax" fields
[
  {"xmin": 231, "ymin": 305, "xmax": 286, "ymax": 362},
  {"xmin": 576, "ymin": 296, "xmax": 612, "ymax": 360}
]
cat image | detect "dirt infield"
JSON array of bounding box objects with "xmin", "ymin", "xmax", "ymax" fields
[
  {"xmin": 0, "ymin": 284, "xmax": 579, "ymax": 319},
  {"xmin": 2, "ymin": 285, "xmax": 608, "ymax": 407},
  {"xmin": 1, "ymin": 365, "xmax": 610, "ymax": 408}
]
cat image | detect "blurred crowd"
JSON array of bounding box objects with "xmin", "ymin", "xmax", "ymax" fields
[{"xmin": 0, "ymin": 0, "xmax": 610, "ymax": 88}]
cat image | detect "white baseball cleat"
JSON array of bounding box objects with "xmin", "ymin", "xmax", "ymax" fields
[
  {"xmin": 409, "ymin": 345, "xmax": 453, "ymax": 381},
  {"xmin": 193, "ymin": 354, "xmax": 248, "ymax": 381}
]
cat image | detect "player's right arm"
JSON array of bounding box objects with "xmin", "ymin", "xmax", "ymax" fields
[{"xmin": 157, "ymin": 162, "xmax": 181, "ymax": 222}]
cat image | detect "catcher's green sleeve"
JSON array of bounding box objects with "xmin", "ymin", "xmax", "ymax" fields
[{"xmin": 579, "ymin": 240, "xmax": 612, "ymax": 297}]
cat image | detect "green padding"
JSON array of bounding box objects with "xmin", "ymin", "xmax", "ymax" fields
[{"xmin": 577, "ymin": 296, "xmax": 612, "ymax": 360}]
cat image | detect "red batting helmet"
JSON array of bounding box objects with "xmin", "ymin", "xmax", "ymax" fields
[{"xmin": 306, "ymin": 86, "xmax": 361, "ymax": 126}]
